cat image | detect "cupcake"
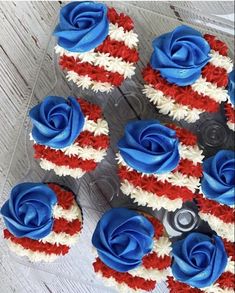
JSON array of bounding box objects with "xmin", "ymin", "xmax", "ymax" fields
[
  {"xmin": 142, "ymin": 25, "xmax": 233, "ymax": 123},
  {"xmin": 196, "ymin": 150, "xmax": 235, "ymax": 243},
  {"xmin": 92, "ymin": 208, "xmax": 172, "ymax": 292},
  {"xmin": 117, "ymin": 120, "xmax": 204, "ymax": 211},
  {"xmin": 167, "ymin": 232, "xmax": 234, "ymax": 292},
  {"xmin": 54, "ymin": 1, "xmax": 139, "ymax": 93},
  {"xmin": 1, "ymin": 182, "xmax": 83, "ymax": 262},
  {"xmin": 224, "ymin": 70, "xmax": 235, "ymax": 131},
  {"xmin": 29, "ymin": 96, "xmax": 109, "ymax": 178}
]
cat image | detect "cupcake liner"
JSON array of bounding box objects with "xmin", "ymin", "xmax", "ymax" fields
[
  {"xmin": 31, "ymin": 98, "xmax": 110, "ymax": 178},
  {"xmin": 142, "ymin": 34, "xmax": 233, "ymax": 123},
  {"xmin": 93, "ymin": 215, "xmax": 172, "ymax": 292},
  {"xmin": 56, "ymin": 7, "xmax": 139, "ymax": 93},
  {"xmin": 3, "ymin": 183, "xmax": 83, "ymax": 262},
  {"xmin": 117, "ymin": 124, "xmax": 204, "ymax": 211},
  {"xmin": 224, "ymin": 102, "xmax": 235, "ymax": 132}
]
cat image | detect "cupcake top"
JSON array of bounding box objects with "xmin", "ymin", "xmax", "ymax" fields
[
  {"xmin": 1, "ymin": 183, "xmax": 83, "ymax": 262},
  {"xmin": 29, "ymin": 96, "xmax": 110, "ymax": 178},
  {"xmin": 92, "ymin": 208, "xmax": 172, "ymax": 292},
  {"xmin": 142, "ymin": 25, "xmax": 233, "ymax": 123},
  {"xmin": 117, "ymin": 120, "xmax": 204, "ymax": 211},
  {"xmin": 54, "ymin": 1, "xmax": 139, "ymax": 93}
]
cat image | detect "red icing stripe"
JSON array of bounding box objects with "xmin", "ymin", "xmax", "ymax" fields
[
  {"xmin": 217, "ymin": 271, "xmax": 235, "ymax": 289},
  {"xmin": 225, "ymin": 103, "xmax": 235, "ymax": 123},
  {"xmin": 4, "ymin": 229, "xmax": 69, "ymax": 255},
  {"xmin": 77, "ymin": 98, "xmax": 102, "ymax": 122},
  {"xmin": 95, "ymin": 36, "xmax": 139, "ymax": 63},
  {"xmin": 75, "ymin": 130, "xmax": 109, "ymax": 150},
  {"xmin": 118, "ymin": 166, "xmax": 195, "ymax": 202},
  {"xmin": 175, "ymin": 159, "xmax": 202, "ymax": 178},
  {"xmin": 60, "ymin": 55, "xmax": 124, "ymax": 86},
  {"xmin": 202, "ymin": 63, "xmax": 228, "ymax": 88},
  {"xmin": 196, "ymin": 194, "xmax": 235, "ymax": 224},
  {"xmin": 204, "ymin": 34, "xmax": 228, "ymax": 56},
  {"xmin": 53, "ymin": 218, "xmax": 82, "ymax": 236},
  {"xmin": 224, "ymin": 240, "xmax": 235, "ymax": 261},
  {"xmin": 145, "ymin": 216, "xmax": 164, "ymax": 239},
  {"xmin": 143, "ymin": 66, "xmax": 219, "ymax": 113},
  {"xmin": 143, "ymin": 252, "xmax": 171, "ymax": 270},
  {"xmin": 167, "ymin": 124, "xmax": 198, "ymax": 146},
  {"xmin": 47, "ymin": 183, "xmax": 74, "ymax": 209},
  {"xmin": 93, "ymin": 258, "xmax": 156, "ymax": 291},
  {"xmin": 34, "ymin": 144, "xmax": 97, "ymax": 172},
  {"xmin": 107, "ymin": 7, "xmax": 134, "ymax": 31},
  {"xmin": 167, "ymin": 277, "xmax": 202, "ymax": 293}
]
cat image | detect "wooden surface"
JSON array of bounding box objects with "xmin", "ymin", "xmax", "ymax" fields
[{"xmin": 0, "ymin": 2, "xmax": 234, "ymax": 293}]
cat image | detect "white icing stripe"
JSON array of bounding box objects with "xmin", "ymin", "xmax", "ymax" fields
[
  {"xmin": 143, "ymin": 85, "xmax": 203, "ymax": 123},
  {"xmin": 129, "ymin": 266, "xmax": 170, "ymax": 282},
  {"xmin": 60, "ymin": 145, "xmax": 107, "ymax": 162},
  {"xmin": 108, "ymin": 23, "xmax": 138, "ymax": 49},
  {"xmin": 227, "ymin": 121, "xmax": 235, "ymax": 131},
  {"xmin": 209, "ymin": 50, "xmax": 233, "ymax": 73},
  {"xmin": 66, "ymin": 71, "xmax": 114, "ymax": 92},
  {"xmin": 204, "ymin": 283, "xmax": 234, "ymax": 293},
  {"xmin": 96, "ymin": 272, "xmax": 145, "ymax": 293},
  {"xmin": 6, "ymin": 240, "xmax": 58, "ymax": 262},
  {"xmin": 53, "ymin": 200, "xmax": 83, "ymax": 222},
  {"xmin": 179, "ymin": 143, "xmax": 204, "ymax": 165},
  {"xmin": 191, "ymin": 76, "xmax": 229, "ymax": 103},
  {"xmin": 225, "ymin": 258, "xmax": 235, "ymax": 275},
  {"xmin": 117, "ymin": 153, "xmax": 200, "ymax": 192},
  {"xmin": 55, "ymin": 45, "xmax": 135, "ymax": 79},
  {"xmin": 41, "ymin": 231, "xmax": 81, "ymax": 247},
  {"xmin": 39, "ymin": 159, "xmax": 86, "ymax": 179},
  {"xmin": 121, "ymin": 179, "xmax": 183, "ymax": 211},
  {"xmin": 152, "ymin": 236, "xmax": 172, "ymax": 258},
  {"xmin": 198, "ymin": 212, "xmax": 235, "ymax": 242},
  {"xmin": 83, "ymin": 117, "xmax": 109, "ymax": 136}
]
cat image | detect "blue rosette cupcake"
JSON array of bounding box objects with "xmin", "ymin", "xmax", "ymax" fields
[
  {"xmin": 167, "ymin": 232, "xmax": 232, "ymax": 292},
  {"xmin": 1, "ymin": 183, "xmax": 83, "ymax": 262},
  {"xmin": 54, "ymin": 1, "xmax": 139, "ymax": 93},
  {"xmin": 142, "ymin": 25, "xmax": 233, "ymax": 123},
  {"xmin": 92, "ymin": 208, "xmax": 172, "ymax": 292},
  {"xmin": 29, "ymin": 96, "xmax": 109, "ymax": 178},
  {"xmin": 195, "ymin": 150, "xmax": 235, "ymax": 293},
  {"xmin": 116, "ymin": 120, "xmax": 204, "ymax": 212}
]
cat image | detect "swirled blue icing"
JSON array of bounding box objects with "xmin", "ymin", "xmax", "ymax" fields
[
  {"xmin": 118, "ymin": 120, "xmax": 180, "ymax": 174},
  {"xmin": 228, "ymin": 69, "xmax": 235, "ymax": 105},
  {"xmin": 202, "ymin": 150, "xmax": 235, "ymax": 206},
  {"xmin": 54, "ymin": 1, "xmax": 109, "ymax": 52},
  {"xmin": 150, "ymin": 25, "xmax": 211, "ymax": 86},
  {"xmin": 29, "ymin": 96, "xmax": 85, "ymax": 149},
  {"xmin": 92, "ymin": 208, "xmax": 154, "ymax": 272},
  {"xmin": 1, "ymin": 183, "xmax": 57, "ymax": 240},
  {"xmin": 172, "ymin": 232, "xmax": 228, "ymax": 289}
]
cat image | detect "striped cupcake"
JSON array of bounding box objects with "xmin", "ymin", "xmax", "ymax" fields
[
  {"xmin": 54, "ymin": 2, "xmax": 139, "ymax": 93},
  {"xmin": 117, "ymin": 120, "xmax": 204, "ymax": 212},
  {"xmin": 92, "ymin": 208, "xmax": 172, "ymax": 292},
  {"xmin": 167, "ymin": 233, "xmax": 234, "ymax": 293},
  {"xmin": 142, "ymin": 26, "xmax": 233, "ymax": 123},
  {"xmin": 1, "ymin": 183, "xmax": 83, "ymax": 262},
  {"xmin": 29, "ymin": 96, "xmax": 109, "ymax": 179}
]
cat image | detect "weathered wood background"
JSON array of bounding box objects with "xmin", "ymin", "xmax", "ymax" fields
[{"xmin": 0, "ymin": 2, "xmax": 234, "ymax": 293}]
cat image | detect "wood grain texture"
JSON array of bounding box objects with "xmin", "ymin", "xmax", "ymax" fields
[{"xmin": 0, "ymin": 1, "xmax": 234, "ymax": 293}]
